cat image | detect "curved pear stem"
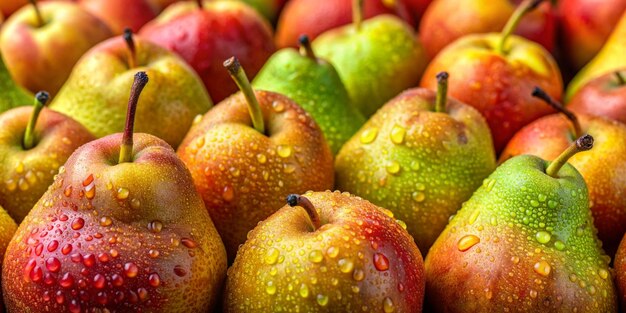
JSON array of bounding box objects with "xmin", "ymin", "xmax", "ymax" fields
[
  {"xmin": 532, "ymin": 87, "xmax": 582, "ymax": 137},
  {"xmin": 123, "ymin": 29, "xmax": 137, "ymax": 69},
  {"xmin": 196, "ymin": 0, "xmax": 203, "ymax": 9},
  {"xmin": 352, "ymin": 0, "xmax": 364, "ymax": 30},
  {"xmin": 615, "ymin": 71, "xmax": 626, "ymax": 85},
  {"xmin": 286, "ymin": 194, "xmax": 321, "ymax": 230},
  {"xmin": 298, "ymin": 35, "xmax": 316, "ymax": 60},
  {"xmin": 224, "ymin": 56, "xmax": 265, "ymax": 134},
  {"xmin": 28, "ymin": 0, "xmax": 44, "ymax": 27},
  {"xmin": 546, "ymin": 134, "xmax": 593, "ymax": 177},
  {"xmin": 119, "ymin": 72, "xmax": 149, "ymax": 164},
  {"xmin": 497, "ymin": 0, "xmax": 544, "ymax": 54},
  {"xmin": 23, "ymin": 91, "xmax": 49, "ymax": 150},
  {"xmin": 435, "ymin": 72, "xmax": 449, "ymax": 113}
]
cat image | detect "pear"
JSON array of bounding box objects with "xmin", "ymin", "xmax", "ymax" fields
[
  {"xmin": 0, "ymin": 53, "xmax": 32, "ymax": 113},
  {"xmin": 335, "ymin": 72, "xmax": 496, "ymax": 253},
  {"xmin": 50, "ymin": 30, "xmax": 212, "ymax": 148},
  {"xmin": 0, "ymin": 204, "xmax": 17, "ymax": 311},
  {"xmin": 2, "ymin": 72, "xmax": 227, "ymax": 312},
  {"xmin": 312, "ymin": 0, "xmax": 427, "ymax": 117},
  {"xmin": 567, "ymin": 11, "xmax": 626, "ymax": 101},
  {"xmin": 224, "ymin": 191, "xmax": 425, "ymax": 312},
  {"xmin": 425, "ymin": 135, "xmax": 618, "ymax": 312},
  {"xmin": 253, "ymin": 35, "xmax": 365, "ymax": 154}
]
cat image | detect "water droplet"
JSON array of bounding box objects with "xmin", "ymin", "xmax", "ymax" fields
[
  {"xmin": 299, "ymin": 283, "xmax": 309, "ymax": 298},
  {"xmin": 71, "ymin": 217, "xmax": 85, "ymax": 230},
  {"xmin": 458, "ymin": 235, "xmax": 480, "ymax": 251},
  {"xmin": 266, "ymin": 281, "xmax": 277, "ymax": 295},
  {"xmin": 316, "ymin": 294, "xmax": 329, "ymax": 306},
  {"xmin": 410, "ymin": 161, "xmax": 420, "ymax": 171},
  {"xmin": 45, "ymin": 257, "xmax": 61, "ymax": 273},
  {"xmin": 83, "ymin": 254, "xmax": 96, "ymax": 267},
  {"xmin": 374, "ymin": 253, "xmax": 389, "ymax": 271},
  {"xmin": 272, "ymin": 101, "xmax": 285, "ymax": 112},
  {"xmin": 148, "ymin": 220, "xmax": 163, "ymax": 233},
  {"xmin": 116, "ymin": 187, "xmax": 129, "ymax": 199},
  {"xmin": 360, "ymin": 128, "xmax": 378, "ymax": 144},
  {"xmin": 353, "ymin": 269, "xmax": 365, "ymax": 281},
  {"xmin": 327, "ymin": 246, "xmax": 339, "ymax": 258},
  {"xmin": 60, "ymin": 273, "xmax": 74, "ymax": 288},
  {"xmin": 16, "ymin": 162, "xmax": 24, "ymax": 174},
  {"xmin": 511, "ymin": 256, "xmax": 520, "ymax": 264},
  {"xmin": 412, "ymin": 192, "xmax": 425, "ymax": 202},
  {"xmin": 69, "ymin": 300, "xmax": 81, "ymax": 313},
  {"xmin": 222, "ymin": 186, "xmax": 234, "ymax": 201},
  {"xmin": 131, "ymin": 198, "xmax": 141, "ymax": 209},
  {"xmin": 277, "ymin": 145, "xmax": 292, "ymax": 158},
  {"xmin": 598, "ymin": 269, "xmax": 609, "ymax": 280},
  {"xmin": 530, "ymin": 289, "xmax": 538, "ymax": 298},
  {"xmin": 93, "ymin": 274, "xmax": 106, "ymax": 289},
  {"xmin": 548, "ymin": 200, "xmax": 557, "ymax": 208},
  {"xmin": 5, "ymin": 179, "xmax": 16, "ymax": 191},
  {"xmin": 61, "ymin": 244, "xmax": 72, "ymax": 255},
  {"xmin": 533, "ymin": 261, "xmax": 551, "ymax": 277},
  {"xmin": 124, "ymin": 262, "xmax": 138, "ymax": 278},
  {"xmin": 181, "ymin": 238, "xmax": 197, "ymax": 249},
  {"xmin": 385, "ymin": 161, "xmax": 401, "ymax": 175},
  {"xmin": 100, "ymin": 216, "xmax": 112, "ymax": 227},
  {"xmin": 338, "ymin": 259, "xmax": 354, "ymax": 273},
  {"xmin": 29, "ymin": 265, "xmax": 43, "ymax": 282},
  {"xmin": 174, "ymin": 265, "xmax": 187, "ymax": 277},
  {"xmin": 308, "ymin": 250, "xmax": 323, "ymax": 263},
  {"xmin": 149, "ymin": 273, "xmax": 161, "ymax": 287},
  {"xmin": 390, "ymin": 125, "xmax": 406, "ymax": 144},
  {"xmin": 283, "ymin": 164, "xmax": 296, "ymax": 174},
  {"xmin": 468, "ymin": 210, "xmax": 480, "ymax": 224},
  {"xmin": 47, "ymin": 240, "xmax": 59, "ymax": 252},
  {"xmin": 265, "ymin": 248, "xmax": 280, "ymax": 265},
  {"xmin": 554, "ymin": 240, "xmax": 565, "ymax": 251},
  {"xmin": 535, "ymin": 231, "xmax": 551, "ymax": 244},
  {"xmin": 64, "ymin": 186, "xmax": 72, "ymax": 197},
  {"xmin": 383, "ymin": 297, "xmax": 395, "ymax": 312},
  {"xmin": 256, "ymin": 154, "xmax": 267, "ymax": 164}
]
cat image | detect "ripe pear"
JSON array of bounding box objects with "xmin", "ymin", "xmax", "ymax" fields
[
  {"xmin": 177, "ymin": 57, "xmax": 334, "ymax": 261},
  {"xmin": 224, "ymin": 191, "xmax": 425, "ymax": 312},
  {"xmin": 2, "ymin": 72, "xmax": 227, "ymax": 312},
  {"xmin": 50, "ymin": 30, "xmax": 211, "ymax": 148},
  {"xmin": 0, "ymin": 52, "xmax": 32, "ymax": 113},
  {"xmin": 425, "ymin": 135, "xmax": 618, "ymax": 312},
  {"xmin": 335, "ymin": 73, "xmax": 496, "ymax": 252},
  {"xmin": 567, "ymin": 11, "xmax": 626, "ymax": 101},
  {"xmin": 0, "ymin": 92, "xmax": 95, "ymax": 222},
  {"xmin": 567, "ymin": 70, "xmax": 626, "ymax": 124},
  {"xmin": 312, "ymin": 0, "xmax": 427, "ymax": 117},
  {"xmin": 616, "ymin": 235, "xmax": 626, "ymax": 308},
  {"xmin": 252, "ymin": 35, "xmax": 365, "ymax": 154},
  {"xmin": 0, "ymin": 204, "xmax": 17, "ymax": 311}
]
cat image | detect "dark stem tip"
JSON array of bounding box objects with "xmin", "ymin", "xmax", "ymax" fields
[
  {"xmin": 286, "ymin": 194, "xmax": 299, "ymax": 207},
  {"xmin": 436, "ymin": 72, "xmax": 449, "ymax": 83},
  {"xmin": 123, "ymin": 28, "xmax": 134, "ymax": 44},
  {"xmin": 35, "ymin": 91, "xmax": 49, "ymax": 105},
  {"xmin": 134, "ymin": 71, "xmax": 149, "ymax": 86},
  {"xmin": 298, "ymin": 34, "xmax": 310, "ymax": 47},
  {"xmin": 576, "ymin": 134, "xmax": 594, "ymax": 151},
  {"xmin": 223, "ymin": 56, "xmax": 240, "ymax": 76},
  {"xmin": 529, "ymin": 0, "xmax": 545, "ymax": 10},
  {"xmin": 531, "ymin": 86, "xmax": 548, "ymax": 100}
]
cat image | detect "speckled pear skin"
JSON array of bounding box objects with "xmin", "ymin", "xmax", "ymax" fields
[
  {"xmin": 420, "ymin": 33, "xmax": 562, "ymax": 153},
  {"xmin": 0, "ymin": 205, "xmax": 17, "ymax": 312},
  {"xmin": 500, "ymin": 114, "xmax": 626, "ymax": 258},
  {"xmin": 2, "ymin": 133, "xmax": 227, "ymax": 312},
  {"xmin": 615, "ymin": 236, "xmax": 626, "ymax": 308},
  {"xmin": 177, "ymin": 90, "xmax": 334, "ymax": 262},
  {"xmin": 224, "ymin": 190, "xmax": 425, "ymax": 313},
  {"xmin": 0, "ymin": 54, "xmax": 32, "ymax": 113},
  {"xmin": 49, "ymin": 36, "xmax": 212, "ymax": 148},
  {"xmin": 425, "ymin": 155, "xmax": 617, "ymax": 312},
  {"xmin": 0, "ymin": 107, "xmax": 95, "ymax": 223},
  {"xmin": 335, "ymin": 88, "xmax": 496, "ymax": 253},
  {"xmin": 252, "ymin": 48, "xmax": 365, "ymax": 154},
  {"xmin": 312, "ymin": 15, "xmax": 427, "ymax": 117}
]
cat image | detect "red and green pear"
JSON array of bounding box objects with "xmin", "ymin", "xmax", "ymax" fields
[
  {"xmin": 567, "ymin": 70, "xmax": 626, "ymax": 124},
  {"xmin": 78, "ymin": 0, "xmax": 159, "ymax": 35},
  {"xmin": 140, "ymin": 0, "xmax": 276, "ymax": 103},
  {"xmin": 224, "ymin": 191, "xmax": 425, "ymax": 312},
  {"xmin": 420, "ymin": 0, "xmax": 562, "ymax": 153},
  {"xmin": 2, "ymin": 72, "xmax": 227, "ymax": 312},
  {"xmin": 501, "ymin": 88, "xmax": 626, "ymax": 257},
  {"xmin": 0, "ymin": 0, "xmax": 112, "ymax": 96},
  {"xmin": 0, "ymin": 51, "xmax": 32, "ymax": 113},
  {"xmin": 50, "ymin": 30, "xmax": 212, "ymax": 148},
  {"xmin": 177, "ymin": 57, "xmax": 334, "ymax": 261},
  {"xmin": 335, "ymin": 73, "xmax": 496, "ymax": 252},
  {"xmin": 0, "ymin": 92, "xmax": 95, "ymax": 223}
]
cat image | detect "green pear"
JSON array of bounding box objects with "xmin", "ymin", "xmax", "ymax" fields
[
  {"xmin": 0, "ymin": 53, "xmax": 32, "ymax": 113},
  {"xmin": 425, "ymin": 135, "xmax": 617, "ymax": 312},
  {"xmin": 566, "ymin": 11, "xmax": 626, "ymax": 101},
  {"xmin": 253, "ymin": 35, "xmax": 365, "ymax": 154},
  {"xmin": 50, "ymin": 30, "xmax": 212, "ymax": 148},
  {"xmin": 312, "ymin": 0, "xmax": 427, "ymax": 117},
  {"xmin": 335, "ymin": 73, "xmax": 496, "ymax": 253}
]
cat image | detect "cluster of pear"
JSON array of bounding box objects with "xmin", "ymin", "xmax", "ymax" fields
[{"xmin": 0, "ymin": 0, "xmax": 625, "ymax": 312}]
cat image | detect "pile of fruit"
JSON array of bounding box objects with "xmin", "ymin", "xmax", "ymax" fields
[{"xmin": 0, "ymin": 0, "xmax": 625, "ymax": 312}]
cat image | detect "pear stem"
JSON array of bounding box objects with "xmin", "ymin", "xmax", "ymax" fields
[
  {"xmin": 546, "ymin": 134, "xmax": 593, "ymax": 177},
  {"xmin": 224, "ymin": 56, "xmax": 265, "ymax": 134},
  {"xmin": 497, "ymin": 0, "xmax": 544, "ymax": 54},
  {"xmin": 287, "ymin": 194, "xmax": 321, "ymax": 230},
  {"xmin": 298, "ymin": 35, "xmax": 316, "ymax": 60},
  {"xmin": 532, "ymin": 87, "xmax": 582, "ymax": 137},
  {"xmin": 615, "ymin": 71, "xmax": 626, "ymax": 85},
  {"xmin": 352, "ymin": 0, "xmax": 364, "ymax": 30},
  {"xmin": 196, "ymin": 0, "xmax": 203, "ymax": 9},
  {"xmin": 23, "ymin": 91, "xmax": 49, "ymax": 150},
  {"xmin": 28, "ymin": 0, "xmax": 44, "ymax": 27},
  {"xmin": 123, "ymin": 29, "xmax": 137, "ymax": 69},
  {"xmin": 119, "ymin": 72, "xmax": 149, "ymax": 164},
  {"xmin": 435, "ymin": 72, "xmax": 449, "ymax": 113}
]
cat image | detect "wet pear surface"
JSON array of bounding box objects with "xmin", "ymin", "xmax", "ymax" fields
[
  {"xmin": 224, "ymin": 191, "xmax": 425, "ymax": 312},
  {"xmin": 0, "ymin": 107, "xmax": 95, "ymax": 222},
  {"xmin": 2, "ymin": 134, "xmax": 227, "ymax": 312},
  {"xmin": 0, "ymin": 205, "xmax": 17, "ymax": 310},
  {"xmin": 0, "ymin": 53, "xmax": 31, "ymax": 113},
  {"xmin": 425, "ymin": 155, "xmax": 617, "ymax": 312},
  {"xmin": 335, "ymin": 88, "xmax": 496, "ymax": 252},
  {"xmin": 177, "ymin": 90, "xmax": 334, "ymax": 261}
]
